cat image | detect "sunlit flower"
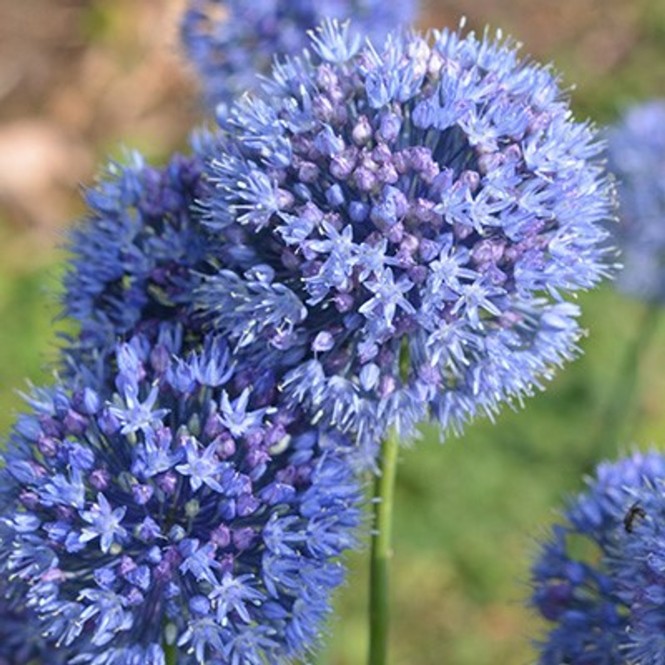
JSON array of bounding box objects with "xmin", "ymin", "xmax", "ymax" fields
[
  {"xmin": 199, "ymin": 21, "xmax": 616, "ymax": 456},
  {"xmin": 0, "ymin": 335, "xmax": 362, "ymax": 664}
]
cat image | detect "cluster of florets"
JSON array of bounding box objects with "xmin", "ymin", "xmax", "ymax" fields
[
  {"xmin": 606, "ymin": 100, "xmax": 665, "ymax": 303},
  {"xmin": 0, "ymin": 6, "xmax": 624, "ymax": 662},
  {"xmin": 0, "ymin": 333, "xmax": 361, "ymax": 665},
  {"xmin": 199, "ymin": 22, "xmax": 615, "ymax": 449},
  {"xmin": 63, "ymin": 148, "xmax": 214, "ymax": 362},
  {"xmin": 181, "ymin": 0, "xmax": 416, "ymax": 108},
  {"xmin": 530, "ymin": 450, "xmax": 665, "ymax": 664}
]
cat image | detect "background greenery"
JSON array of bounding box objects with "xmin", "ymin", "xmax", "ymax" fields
[{"xmin": 1, "ymin": 1, "xmax": 665, "ymax": 663}]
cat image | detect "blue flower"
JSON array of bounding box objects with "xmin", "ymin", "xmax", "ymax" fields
[
  {"xmin": 530, "ymin": 450, "xmax": 665, "ymax": 664},
  {"xmin": 80, "ymin": 493, "xmax": 129, "ymax": 553},
  {"xmin": 607, "ymin": 99, "xmax": 665, "ymax": 303},
  {"xmin": 198, "ymin": 22, "xmax": 616, "ymax": 454},
  {"xmin": 0, "ymin": 335, "xmax": 362, "ymax": 664},
  {"xmin": 602, "ymin": 458, "xmax": 665, "ymax": 664},
  {"xmin": 63, "ymin": 144, "xmax": 215, "ymax": 364},
  {"xmin": 176, "ymin": 439, "xmax": 227, "ymax": 492},
  {"xmin": 180, "ymin": 0, "xmax": 417, "ymax": 109}
]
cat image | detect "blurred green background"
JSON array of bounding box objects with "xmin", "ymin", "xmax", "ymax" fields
[{"xmin": 1, "ymin": 1, "xmax": 665, "ymax": 663}]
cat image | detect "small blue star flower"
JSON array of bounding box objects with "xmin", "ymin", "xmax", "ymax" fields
[
  {"xmin": 110, "ymin": 383, "xmax": 170, "ymax": 435},
  {"xmin": 176, "ymin": 440, "xmax": 227, "ymax": 492},
  {"xmin": 219, "ymin": 388, "xmax": 268, "ymax": 438},
  {"xmin": 80, "ymin": 493, "xmax": 129, "ymax": 553},
  {"xmin": 0, "ymin": 335, "xmax": 362, "ymax": 665}
]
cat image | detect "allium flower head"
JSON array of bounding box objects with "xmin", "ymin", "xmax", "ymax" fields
[
  {"xmin": 0, "ymin": 334, "xmax": 361, "ymax": 664},
  {"xmin": 199, "ymin": 22, "xmax": 616, "ymax": 451},
  {"xmin": 607, "ymin": 99, "xmax": 665, "ymax": 302},
  {"xmin": 63, "ymin": 147, "xmax": 214, "ymax": 361},
  {"xmin": 530, "ymin": 450, "xmax": 665, "ymax": 664},
  {"xmin": 181, "ymin": 0, "xmax": 417, "ymax": 108},
  {"xmin": 606, "ymin": 461, "xmax": 665, "ymax": 664}
]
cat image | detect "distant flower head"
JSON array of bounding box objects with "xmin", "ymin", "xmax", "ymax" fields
[
  {"xmin": 0, "ymin": 334, "xmax": 362, "ymax": 664},
  {"xmin": 63, "ymin": 146, "xmax": 214, "ymax": 363},
  {"xmin": 181, "ymin": 0, "xmax": 417, "ymax": 108},
  {"xmin": 530, "ymin": 450, "xmax": 665, "ymax": 664},
  {"xmin": 607, "ymin": 100, "xmax": 665, "ymax": 303},
  {"xmin": 608, "ymin": 460, "xmax": 665, "ymax": 664},
  {"xmin": 199, "ymin": 21, "xmax": 615, "ymax": 453},
  {"xmin": 0, "ymin": 580, "xmax": 68, "ymax": 665}
]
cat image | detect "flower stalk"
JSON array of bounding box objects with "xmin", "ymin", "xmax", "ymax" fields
[
  {"xmin": 368, "ymin": 429, "xmax": 400, "ymax": 665},
  {"xmin": 164, "ymin": 643, "xmax": 177, "ymax": 665},
  {"xmin": 592, "ymin": 302, "xmax": 660, "ymax": 458}
]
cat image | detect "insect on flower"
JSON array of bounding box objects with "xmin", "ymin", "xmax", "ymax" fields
[
  {"xmin": 623, "ymin": 501, "xmax": 646, "ymax": 533},
  {"xmin": 531, "ymin": 451, "xmax": 665, "ymax": 665}
]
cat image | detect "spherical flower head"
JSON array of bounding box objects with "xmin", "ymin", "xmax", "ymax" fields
[
  {"xmin": 63, "ymin": 144, "xmax": 215, "ymax": 363},
  {"xmin": 199, "ymin": 21, "xmax": 616, "ymax": 451},
  {"xmin": 181, "ymin": 0, "xmax": 417, "ymax": 108},
  {"xmin": 607, "ymin": 99, "xmax": 665, "ymax": 303},
  {"xmin": 0, "ymin": 334, "xmax": 362, "ymax": 664},
  {"xmin": 604, "ymin": 459, "xmax": 665, "ymax": 664},
  {"xmin": 530, "ymin": 450, "xmax": 665, "ymax": 664}
]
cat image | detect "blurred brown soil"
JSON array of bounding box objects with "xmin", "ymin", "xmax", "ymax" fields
[
  {"xmin": 0, "ymin": 0, "xmax": 655, "ymax": 251},
  {"xmin": 0, "ymin": 0, "xmax": 201, "ymax": 254}
]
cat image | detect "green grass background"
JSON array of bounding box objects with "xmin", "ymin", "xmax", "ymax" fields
[{"xmin": 2, "ymin": 1, "xmax": 665, "ymax": 663}]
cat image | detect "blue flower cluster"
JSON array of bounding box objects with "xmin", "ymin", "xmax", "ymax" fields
[
  {"xmin": 199, "ymin": 22, "xmax": 615, "ymax": 450},
  {"xmin": 181, "ymin": 0, "xmax": 416, "ymax": 108},
  {"xmin": 607, "ymin": 100, "xmax": 665, "ymax": 303},
  {"xmin": 63, "ymin": 147, "xmax": 213, "ymax": 362},
  {"xmin": 531, "ymin": 450, "xmax": 665, "ymax": 664},
  {"xmin": 0, "ymin": 335, "xmax": 361, "ymax": 665},
  {"xmin": 0, "ymin": 4, "xmax": 622, "ymax": 662}
]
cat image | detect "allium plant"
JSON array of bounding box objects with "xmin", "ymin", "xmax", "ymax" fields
[
  {"xmin": 607, "ymin": 100, "xmax": 665, "ymax": 303},
  {"xmin": 0, "ymin": 334, "xmax": 362, "ymax": 665},
  {"xmin": 199, "ymin": 21, "xmax": 616, "ymax": 455},
  {"xmin": 530, "ymin": 450, "xmax": 665, "ymax": 664},
  {"xmin": 63, "ymin": 148, "xmax": 214, "ymax": 363},
  {"xmin": 181, "ymin": 0, "xmax": 417, "ymax": 108}
]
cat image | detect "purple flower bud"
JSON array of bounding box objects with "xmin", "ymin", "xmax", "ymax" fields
[
  {"xmin": 37, "ymin": 436, "xmax": 59, "ymax": 458},
  {"xmin": 89, "ymin": 468, "xmax": 110, "ymax": 491},
  {"xmin": 232, "ymin": 527, "xmax": 257, "ymax": 551},
  {"xmin": 132, "ymin": 484, "xmax": 154, "ymax": 506},
  {"xmin": 156, "ymin": 471, "xmax": 178, "ymax": 495},
  {"xmin": 210, "ymin": 524, "xmax": 231, "ymax": 548}
]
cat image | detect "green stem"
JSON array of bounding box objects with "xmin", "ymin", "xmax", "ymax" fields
[
  {"xmin": 593, "ymin": 301, "xmax": 660, "ymax": 454},
  {"xmin": 164, "ymin": 642, "xmax": 178, "ymax": 665},
  {"xmin": 368, "ymin": 430, "xmax": 400, "ymax": 665}
]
